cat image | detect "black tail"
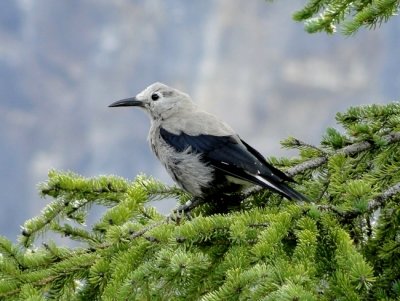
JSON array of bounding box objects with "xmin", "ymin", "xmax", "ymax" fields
[{"xmin": 269, "ymin": 181, "xmax": 309, "ymax": 202}]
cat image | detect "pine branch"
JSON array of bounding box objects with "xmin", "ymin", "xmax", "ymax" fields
[
  {"xmin": 287, "ymin": 131, "xmax": 400, "ymax": 177},
  {"xmin": 342, "ymin": 0, "xmax": 400, "ymax": 35},
  {"xmin": 286, "ymin": 156, "xmax": 328, "ymax": 178},
  {"xmin": 367, "ymin": 182, "xmax": 400, "ymax": 211},
  {"xmin": 292, "ymin": 0, "xmax": 400, "ymax": 34},
  {"xmin": 241, "ymin": 131, "xmax": 400, "ymax": 206},
  {"xmin": 130, "ymin": 219, "xmax": 167, "ymax": 240},
  {"xmin": 317, "ymin": 182, "xmax": 400, "ymax": 218}
]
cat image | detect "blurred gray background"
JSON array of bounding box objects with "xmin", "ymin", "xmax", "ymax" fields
[{"xmin": 1, "ymin": 0, "xmax": 399, "ymax": 241}]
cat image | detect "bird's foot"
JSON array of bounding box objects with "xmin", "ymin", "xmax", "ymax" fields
[{"xmin": 169, "ymin": 198, "xmax": 201, "ymax": 222}]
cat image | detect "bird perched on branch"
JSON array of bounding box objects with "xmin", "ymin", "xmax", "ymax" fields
[{"xmin": 109, "ymin": 83, "xmax": 307, "ymax": 210}]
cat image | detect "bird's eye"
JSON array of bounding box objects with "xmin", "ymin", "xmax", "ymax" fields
[{"xmin": 151, "ymin": 93, "xmax": 160, "ymax": 101}]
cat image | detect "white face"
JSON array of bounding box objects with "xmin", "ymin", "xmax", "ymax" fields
[{"xmin": 136, "ymin": 82, "xmax": 192, "ymax": 120}]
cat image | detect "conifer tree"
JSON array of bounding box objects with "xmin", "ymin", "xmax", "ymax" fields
[
  {"xmin": 289, "ymin": 0, "xmax": 400, "ymax": 34},
  {"xmin": 1, "ymin": 102, "xmax": 399, "ymax": 300}
]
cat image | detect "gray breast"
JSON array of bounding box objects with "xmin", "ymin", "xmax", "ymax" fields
[{"xmin": 148, "ymin": 124, "xmax": 214, "ymax": 197}]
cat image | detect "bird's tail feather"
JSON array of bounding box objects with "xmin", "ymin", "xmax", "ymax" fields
[
  {"xmin": 214, "ymin": 165, "xmax": 309, "ymax": 201},
  {"xmin": 253, "ymin": 174, "xmax": 308, "ymax": 201},
  {"xmin": 273, "ymin": 182, "xmax": 309, "ymax": 202}
]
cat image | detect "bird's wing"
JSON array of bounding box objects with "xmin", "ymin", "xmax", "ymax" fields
[
  {"xmin": 239, "ymin": 139, "xmax": 295, "ymax": 183},
  {"xmin": 159, "ymin": 127, "xmax": 303, "ymax": 199}
]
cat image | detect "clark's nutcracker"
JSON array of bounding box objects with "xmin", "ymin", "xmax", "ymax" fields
[{"xmin": 109, "ymin": 82, "xmax": 307, "ymax": 206}]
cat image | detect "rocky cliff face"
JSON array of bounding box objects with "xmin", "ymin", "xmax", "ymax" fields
[{"xmin": 1, "ymin": 0, "xmax": 399, "ymax": 239}]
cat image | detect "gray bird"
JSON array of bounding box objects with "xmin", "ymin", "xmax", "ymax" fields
[{"xmin": 109, "ymin": 83, "xmax": 306, "ymax": 208}]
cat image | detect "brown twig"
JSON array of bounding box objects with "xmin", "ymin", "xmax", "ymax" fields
[
  {"xmin": 316, "ymin": 182, "xmax": 400, "ymax": 219},
  {"xmin": 290, "ymin": 132, "xmax": 400, "ymax": 176}
]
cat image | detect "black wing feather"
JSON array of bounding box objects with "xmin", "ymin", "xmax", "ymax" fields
[
  {"xmin": 159, "ymin": 128, "xmax": 305, "ymax": 200},
  {"xmin": 239, "ymin": 139, "xmax": 294, "ymax": 183}
]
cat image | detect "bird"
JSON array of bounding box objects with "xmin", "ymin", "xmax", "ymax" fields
[{"xmin": 109, "ymin": 82, "xmax": 307, "ymax": 210}]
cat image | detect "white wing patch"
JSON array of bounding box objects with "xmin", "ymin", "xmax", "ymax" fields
[
  {"xmin": 254, "ymin": 175, "xmax": 286, "ymax": 195},
  {"xmin": 225, "ymin": 175, "xmax": 252, "ymax": 187}
]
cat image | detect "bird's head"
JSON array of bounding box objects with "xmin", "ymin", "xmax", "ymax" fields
[{"xmin": 109, "ymin": 82, "xmax": 194, "ymax": 120}]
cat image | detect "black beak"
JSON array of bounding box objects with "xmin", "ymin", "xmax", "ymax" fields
[{"xmin": 108, "ymin": 97, "xmax": 144, "ymax": 107}]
